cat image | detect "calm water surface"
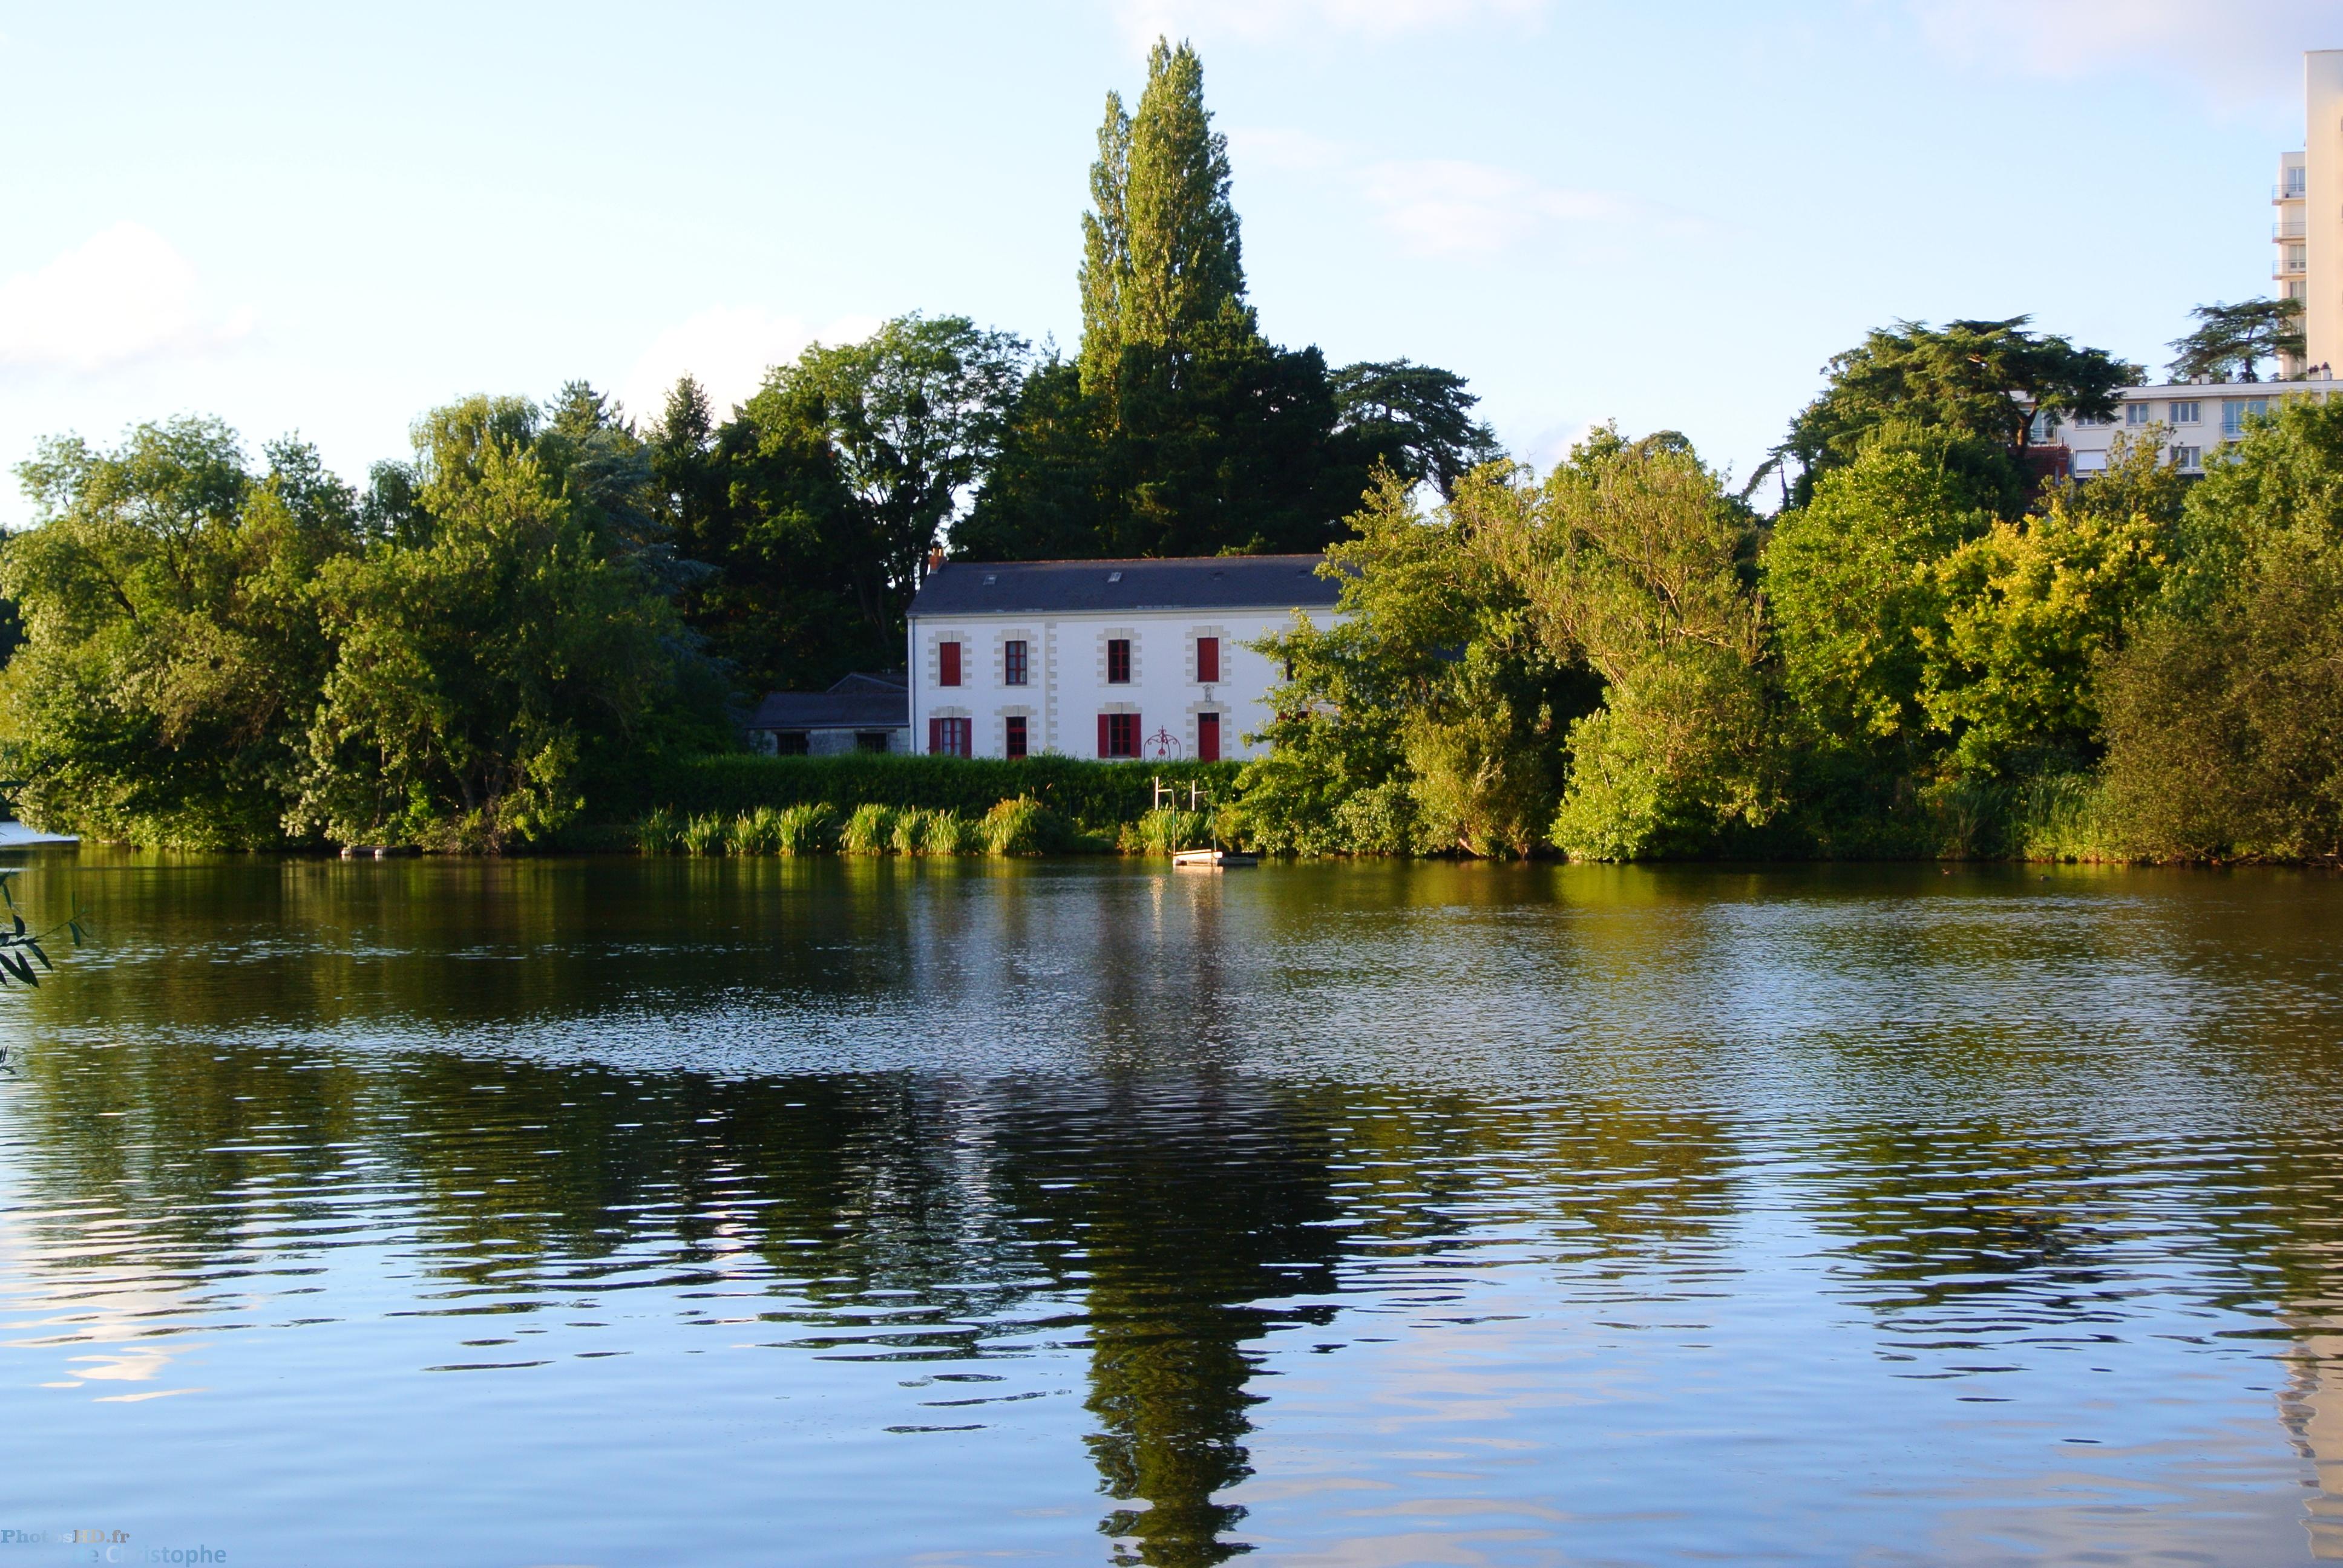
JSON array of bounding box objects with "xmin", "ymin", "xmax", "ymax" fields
[{"xmin": 4, "ymin": 854, "xmax": 2343, "ymax": 1566}]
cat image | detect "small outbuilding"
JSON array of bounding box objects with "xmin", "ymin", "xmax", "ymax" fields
[{"xmin": 743, "ymin": 671, "xmax": 910, "ymax": 756}]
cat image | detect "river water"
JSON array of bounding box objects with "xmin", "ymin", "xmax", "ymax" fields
[{"xmin": 2, "ymin": 854, "xmax": 2342, "ymax": 1566}]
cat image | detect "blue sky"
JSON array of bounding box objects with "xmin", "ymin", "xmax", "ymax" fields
[{"xmin": 0, "ymin": 0, "xmax": 2332, "ymax": 526}]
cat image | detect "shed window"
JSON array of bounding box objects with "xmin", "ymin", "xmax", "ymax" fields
[
  {"xmin": 1107, "ymin": 639, "xmax": 1132, "ymax": 684},
  {"xmin": 1195, "ymin": 636, "xmax": 1219, "ymax": 684},
  {"xmin": 774, "ymin": 731, "xmax": 810, "ymax": 756},
  {"xmin": 855, "ymin": 731, "xmax": 892, "ymax": 754},
  {"xmin": 939, "ymin": 641, "xmax": 962, "ymax": 687}
]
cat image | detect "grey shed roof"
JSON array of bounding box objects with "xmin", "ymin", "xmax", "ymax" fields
[
  {"xmin": 746, "ymin": 672, "xmax": 908, "ymax": 732},
  {"xmin": 908, "ymin": 555, "xmax": 1345, "ymax": 618}
]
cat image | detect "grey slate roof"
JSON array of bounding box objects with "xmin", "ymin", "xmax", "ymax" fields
[
  {"xmin": 746, "ymin": 671, "xmax": 908, "ymax": 732},
  {"xmin": 908, "ymin": 555, "xmax": 1345, "ymax": 618}
]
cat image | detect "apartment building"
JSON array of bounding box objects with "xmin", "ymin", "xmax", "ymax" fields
[{"xmin": 2279, "ymin": 50, "xmax": 2343, "ymax": 376}]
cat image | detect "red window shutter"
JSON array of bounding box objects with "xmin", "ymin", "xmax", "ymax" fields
[
  {"xmin": 929, "ymin": 717, "xmax": 942, "ymax": 754},
  {"xmin": 1097, "ymin": 713, "xmax": 1110, "ymax": 758},
  {"xmin": 940, "ymin": 641, "xmax": 960, "ymax": 687},
  {"xmin": 1197, "ymin": 636, "xmax": 1219, "ymax": 684},
  {"xmin": 1198, "ymin": 711, "xmax": 1220, "ymax": 762}
]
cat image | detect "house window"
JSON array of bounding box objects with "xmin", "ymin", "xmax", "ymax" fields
[
  {"xmin": 1195, "ymin": 636, "xmax": 1220, "ymax": 684},
  {"xmin": 2171, "ymin": 445, "xmax": 2203, "ymax": 472},
  {"xmin": 2027, "ymin": 410, "xmax": 2059, "ymax": 442},
  {"xmin": 2285, "ymin": 166, "xmax": 2307, "ymax": 197},
  {"xmin": 1106, "ymin": 638, "xmax": 1132, "ymax": 684},
  {"xmin": 855, "ymin": 731, "xmax": 893, "ymax": 754},
  {"xmin": 2125, "ymin": 402, "xmax": 2152, "ymax": 426},
  {"xmin": 939, "ymin": 641, "xmax": 962, "ymax": 687},
  {"xmin": 2222, "ymin": 397, "xmax": 2269, "ymax": 437},
  {"xmin": 929, "ymin": 717, "xmax": 971, "ymax": 757},
  {"xmin": 774, "ymin": 731, "xmax": 810, "ymax": 756},
  {"xmin": 2169, "ymin": 401, "xmax": 2201, "ymax": 425},
  {"xmin": 1098, "ymin": 713, "xmax": 1139, "ymax": 758},
  {"xmin": 1004, "ymin": 639, "xmax": 1027, "ymax": 686},
  {"xmin": 1196, "ymin": 711, "xmax": 1221, "ymax": 762},
  {"xmin": 1005, "ymin": 715, "xmax": 1027, "ymax": 759}
]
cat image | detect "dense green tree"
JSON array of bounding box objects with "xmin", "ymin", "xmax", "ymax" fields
[
  {"xmin": 1, "ymin": 419, "xmax": 358, "ymax": 846},
  {"xmin": 1078, "ymin": 38, "xmax": 1244, "ymax": 400},
  {"xmin": 651, "ymin": 374, "xmax": 890, "ymax": 694},
  {"xmin": 292, "ymin": 404, "xmax": 687, "ymax": 852},
  {"xmin": 1918, "ymin": 435, "xmax": 2177, "ymax": 779},
  {"xmin": 1764, "ymin": 429, "xmax": 2003, "ymax": 763},
  {"xmin": 1328, "ymin": 360, "xmax": 1503, "ymax": 501},
  {"xmin": 1781, "ymin": 318, "xmax": 2140, "ymax": 506},
  {"xmin": 2166, "ymin": 298, "xmax": 2305, "ymax": 384},
  {"xmin": 965, "ymin": 41, "xmax": 1499, "ymax": 563},
  {"xmin": 2100, "ymin": 395, "xmax": 2343, "ymax": 858}
]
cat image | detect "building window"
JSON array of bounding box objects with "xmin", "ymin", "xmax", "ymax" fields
[
  {"xmin": 2284, "ymin": 244, "xmax": 2307, "ymax": 273},
  {"xmin": 1106, "ymin": 638, "xmax": 1132, "ymax": 684},
  {"xmin": 929, "ymin": 716, "xmax": 971, "ymax": 757},
  {"xmin": 2171, "ymin": 445, "xmax": 2203, "ymax": 472},
  {"xmin": 1005, "ymin": 715, "xmax": 1027, "ymax": 759},
  {"xmin": 2073, "ymin": 412, "xmax": 2109, "ymax": 428},
  {"xmin": 1196, "ymin": 710, "xmax": 1221, "ymax": 762},
  {"xmin": 2223, "ymin": 397, "xmax": 2269, "ymax": 437},
  {"xmin": 2169, "ymin": 401, "xmax": 2200, "ymax": 425},
  {"xmin": 855, "ymin": 731, "xmax": 892, "ymax": 754},
  {"xmin": 2285, "ymin": 167, "xmax": 2307, "ymax": 197},
  {"xmin": 2125, "ymin": 402, "xmax": 2152, "ymax": 426},
  {"xmin": 939, "ymin": 641, "xmax": 962, "ymax": 687},
  {"xmin": 1098, "ymin": 712, "xmax": 1139, "ymax": 758},
  {"xmin": 1195, "ymin": 636, "xmax": 1220, "ymax": 684},
  {"xmin": 1004, "ymin": 639, "xmax": 1027, "ymax": 686},
  {"xmin": 2027, "ymin": 410, "xmax": 2059, "ymax": 442},
  {"xmin": 774, "ymin": 731, "xmax": 810, "ymax": 756}
]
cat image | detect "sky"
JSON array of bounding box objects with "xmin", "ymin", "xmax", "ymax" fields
[{"xmin": 0, "ymin": 0, "xmax": 2334, "ymax": 527}]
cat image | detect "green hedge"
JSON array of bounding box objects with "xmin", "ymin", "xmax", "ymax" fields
[{"xmin": 637, "ymin": 754, "xmax": 1244, "ymax": 832}]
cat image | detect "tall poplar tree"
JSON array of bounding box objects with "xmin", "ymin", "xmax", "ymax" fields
[{"xmin": 1078, "ymin": 38, "xmax": 1247, "ymax": 400}]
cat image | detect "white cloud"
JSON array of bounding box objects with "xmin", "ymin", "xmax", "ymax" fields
[
  {"xmin": 1362, "ymin": 158, "xmax": 1638, "ymax": 256},
  {"xmin": 1114, "ymin": 0, "xmax": 1544, "ymax": 45},
  {"xmin": 0, "ymin": 222, "xmax": 253, "ymax": 374},
  {"xmin": 617, "ymin": 307, "xmax": 881, "ymax": 428},
  {"xmin": 1904, "ymin": 0, "xmax": 2333, "ymax": 105}
]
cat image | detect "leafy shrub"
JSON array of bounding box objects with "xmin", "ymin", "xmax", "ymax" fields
[
  {"xmin": 921, "ymin": 809, "xmax": 980, "ymax": 855},
  {"xmin": 636, "ymin": 754, "xmax": 1242, "ymax": 835},
  {"xmin": 891, "ymin": 808, "xmax": 932, "ymax": 855},
  {"xmin": 730, "ymin": 806, "xmax": 785, "ymax": 855},
  {"xmin": 1126, "ymin": 806, "xmax": 1212, "ymax": 855},
  {"xmin": 840, "ymin": 803, "xmax": 897, "ymax": 855},
  {"xmin": 680, "ymin": 812, "xmax": 730, "ymax": 855},
  {"xmin": 1332, "ymin": 779, "xmax": 1427, "ymax": 856},
  {"xmin": 981, "ymin": 795, "xmax": 1068, "ymax": 855},
  {"xmin": 775, "ymin": 802, "xmax": 839, "ymax": 855},
  {"xmin": 636, "ymin": 808, "xmax": 683, "ymax": 856}
]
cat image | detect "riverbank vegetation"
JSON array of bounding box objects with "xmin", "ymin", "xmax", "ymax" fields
[{"xmin": 2, "ymin": 39, "xmax": 2335, "ymax": 862}]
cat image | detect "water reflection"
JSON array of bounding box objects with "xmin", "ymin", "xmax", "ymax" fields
[{"xmin": 2, "ymin": 855, "xmax": 2342, "ymax": 1564}]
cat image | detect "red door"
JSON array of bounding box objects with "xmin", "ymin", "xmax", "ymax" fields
[{"xmin": 1196, "ymin": 711, "xmax": 1220, "ymax": 762}]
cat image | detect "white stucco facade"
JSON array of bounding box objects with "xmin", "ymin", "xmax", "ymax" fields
[
  {"xmin": 906, "ymin": 607, "xmax": 1328, "ymax": 761},
  {"xmin": 902, "ymin": 557, "xmax": 1343, "ymax": 762}
]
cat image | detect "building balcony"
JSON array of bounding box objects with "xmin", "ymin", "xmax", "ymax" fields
[
  {"xmin": 2275, "ymin": 221, "xmax": 2309, "ymax": 240},
  {"xmin": 2276, "ymin": 260, "xmax": 2309, "ymax": 278}
]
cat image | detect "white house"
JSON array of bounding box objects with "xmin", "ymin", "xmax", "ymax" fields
[{"xmin": 903, "ymin": 556, "xmax": 1345, "ymax": 760}]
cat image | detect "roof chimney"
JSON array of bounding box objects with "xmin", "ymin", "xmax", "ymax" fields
[{"xmin": 926, "ymin": 546, "xmax": 945, "ymax": 575}]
